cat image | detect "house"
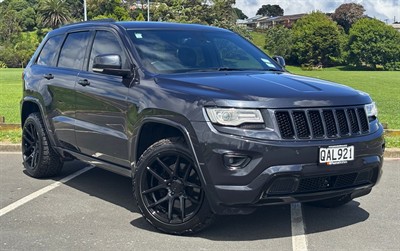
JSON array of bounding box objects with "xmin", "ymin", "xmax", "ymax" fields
[
  {"xmin": 236, "ymin": 14, "xmax": 306, "ymax": 30},
  {"xmin": 390, "ymin": 23, "xmax": 400, "ymax": 32}
]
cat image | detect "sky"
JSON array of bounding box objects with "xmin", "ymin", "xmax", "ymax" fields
[{"xmin": 234, "ymin": 0, "xmax": 400, "ymax": 24}]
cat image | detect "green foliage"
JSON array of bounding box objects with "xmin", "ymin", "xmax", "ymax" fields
[
  {"xmin": 384, "ymin": 62, "xmax": 400, "ymax": 71},
  {"xmin": 136, "ymin": 12, "xmax": 145, "ymax": 21},
  {"xmin": 234, "ymin": 7, "xmax": 247, "ymax": 20},
  {"xmin": 347, "ymin": 18, "xmax": 400, "ymax": 68},
  {"xmin": 39, "ymin": 0, "xmax": 72, "ymax": 29},
  {"xmin": 87, "ymin": 0, "xmax": 130, "ymax": 21},
  {"xmin": 291, "ymin": 12, "xmax": 342, "ymax": 66},
  {"xmin": 332, "ymin": 3, "xmax": 365, "ymax": 33},
  {"xmin": 264, "ymin": 26, "xmax": 292, "ymax": 58},
  {"xmin": 0, "ymin": 32, "xmax": 40, "ymax": 68},
  {"xmin": 256, "ymin": 4, "xmax": 283, "ymax": 17}
]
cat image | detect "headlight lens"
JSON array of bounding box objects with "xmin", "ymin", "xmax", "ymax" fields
[
  {"xmin": 365, "ymin": 102, "xmax": 378, "ymax": 117},
  {"xmin": 206, "ymin": 108, "xmax": 264, "ymax": 126}
]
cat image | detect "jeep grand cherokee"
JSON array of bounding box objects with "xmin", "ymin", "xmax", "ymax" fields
[{"xmin": 21, "ymin": 20, "xmax": 384, "ymax": 234}]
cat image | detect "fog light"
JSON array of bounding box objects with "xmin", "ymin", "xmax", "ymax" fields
[{"xmin": 223, "ymin": 154, "xmax": 251, "ymax": 170}]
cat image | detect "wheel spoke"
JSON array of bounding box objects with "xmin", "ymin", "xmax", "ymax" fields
[
  {"xmin": 156, "ymin": 157, "xmax": 173, "ymax": 176},
  {"xmin": 185, "ymin": 181, "xmax": 201, "ymax": 189},
  {"xmin": 23, "ymin": 134, "xmax": 34, "ymax": 145},
  {"xmin": 168, "ymin": 197, "xmax": 174, "ymax": 221},
  {"xmin": 148, "ymin": 195, "xmax": 169, "ymax": 208},
  {"xmin": 23, "ymin": 145, "xmax": 34, "ymax": 154},
  {"xmin": 146, "ymin": 166, "xmax": 167, "ymax": 183},
  {"xmin": 183, "ymin": 164, "xmax": 192, "ymax": 181},
  {"xmin": 173, "ymin": 156, "xmax": 180, "ymax": 176},
  {"xmin": 25, "ymin": 126, "xmax": 34, "ymax": 139},
  {"xmin": 32, "ymin": 149, "xmax": 39, "ymax": 167},
  {"xmin": 179, "ymin": 196, "xmax": 185, "ymax": 221},
  {"xmin": 186, "ymin": 196, "xmax": 200, "ymax": 205},
  {"xmin": 26, "ymin": 152, "xmax": 34, "ymax": 162},
  {"xmin": 142, "ymin": 183, "xmax": 167, "ymax": 195}
]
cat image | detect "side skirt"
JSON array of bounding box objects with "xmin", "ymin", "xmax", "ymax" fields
[{"xmin": 56, "ymin": 147, "xmax": 131, "ymax": 177}]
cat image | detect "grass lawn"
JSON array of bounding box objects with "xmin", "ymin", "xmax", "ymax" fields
[
  {"xmin": 0, "ymin": 67, "xmax": 399, "ymax": 147},
  {"xmin": 0, "ymin": 68, "xmax": 22, "ymax": 123}
]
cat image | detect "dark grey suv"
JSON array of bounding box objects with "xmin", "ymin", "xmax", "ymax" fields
[{"xmin": 21, "ymin": 20, "xmax": 384, "ymax": 234}]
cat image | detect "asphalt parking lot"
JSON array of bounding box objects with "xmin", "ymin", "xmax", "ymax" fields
[{"xmin": 1, "ymin": 152, "xmax": 399, "ymax": 251}]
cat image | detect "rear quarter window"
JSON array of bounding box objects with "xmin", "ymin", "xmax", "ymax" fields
[{"xmin": 37, "ymin": 35, "xmax": 63, "ymax": 67}]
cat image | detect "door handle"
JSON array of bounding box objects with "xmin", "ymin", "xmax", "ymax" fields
[
  {"xmin": 78, "ymin": 79, "xmax": 90, "ymax": 86},
  {"xmin": 43, "ymin": 74, "xmax": 54, "ymax": 80}
]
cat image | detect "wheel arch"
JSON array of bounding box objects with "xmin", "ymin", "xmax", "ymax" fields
[
  {"xmin": 21, "ymin": 97, "xmax": 57, "ymax": 147},
  {"xmin": 133, "ymin": 117, "xmax": 205, "ymax": 183}
]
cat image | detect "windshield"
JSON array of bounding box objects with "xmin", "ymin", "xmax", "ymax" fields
[{"xmin": 127, "ymin": 29, "xmax": 282, "ymax": 74}]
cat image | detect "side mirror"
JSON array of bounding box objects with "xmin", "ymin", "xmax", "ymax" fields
[
  {"xmin": 93, "ymin": 54, "xmax": 131, "ymax": 77},
  {"xmin": 272, "ymin": 56, "xmax": 286, "ymax": 67}
]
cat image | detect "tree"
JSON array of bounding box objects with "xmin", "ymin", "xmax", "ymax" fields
[
  {"xmin": 332, "ymin": 3, "xmax": 365, "ymax": 33},
  {"xmin": 0, "ymin": 9, "xmax": 22, "ymax": 43},
  {"xmin": 347, "ymin": 18, "xmax": 400, "ymax": 69},
  {"xmin": 234, "ymin": 7, "xmax": 247, "ymax": 20},
  {"xmin": 264, "ymin": 26, "xmax": 292, "ymax": 58},
  {"xmin": 39, "ymin": 0, "xmax": 72, "ymax": 29},
  {"xmin": 256, "ymin": 4, "xmax": 283, "ymax": 17},
  {"xmin": 291, "ymin": 12, "xmax": 342, "ymax": 66},
  {"xmin": 87, "ymin": 0, "xmax": 130, "ymax": 21},
  {"xmin": 136, "ymin": 12, "xmax": 145, "ymax": 21}
]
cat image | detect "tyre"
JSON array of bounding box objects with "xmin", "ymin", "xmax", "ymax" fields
[
  {"xmin": 22, "ymin": 112, "xmax": 63, "ymax": 178},
  {"xmin": 307, "ymin": 194, "xmax": 352, "ymax": 208},
  {"xmin": 133, "ymin": 138, "xmax": 214, "ymax": 235}
]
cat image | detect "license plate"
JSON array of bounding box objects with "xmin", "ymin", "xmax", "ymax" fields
[{"xmin": 319, "ymin": 145, "xmax": 354, "ymax": 165}]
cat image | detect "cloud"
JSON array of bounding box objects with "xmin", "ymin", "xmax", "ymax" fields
[{"xmin": 234, "ymin": 0, "xmax": 400, "ymax": 23}]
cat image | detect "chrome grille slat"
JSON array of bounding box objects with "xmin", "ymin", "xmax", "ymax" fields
[{"xmin": 274, "ymin": 106, "xmax": 370, "ymax": 140}]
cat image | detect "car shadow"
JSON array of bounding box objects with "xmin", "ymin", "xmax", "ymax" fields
[
  {"xmin": 51, "ymin": 161, "xmax": 370, "ymax": 240},
  {"xmin": 302, "ymin": 201, "xmax": 370, "ymax": 234}
]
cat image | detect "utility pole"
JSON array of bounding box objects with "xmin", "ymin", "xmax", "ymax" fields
[
  {"xmin": 84, "ymin": 0, "xmax": 87, "ymax": 21},
  {"xmin": 147, "ymin": 0, "xmax": 150, "ymax": 21}
]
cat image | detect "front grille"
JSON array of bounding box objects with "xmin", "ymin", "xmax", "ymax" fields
[
  {"xmin": 266, "ymin": 169, "xmax": 376, "ymax": 196},
  {"xmin": 274, "ymin": 106, "xmax": 370, "ymax": 140}
]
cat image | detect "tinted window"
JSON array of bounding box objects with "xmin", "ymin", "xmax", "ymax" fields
[
  {"xmin": 58, "ymin": 31, "xmax": 90, "ymax": 70},
  {"xmin": 127, "ymin": 30, "xmax": 281, "ymax": 74},
  {"xmin": 88, "ymin": 31, "xmax": 128, "ymax": 71},
  {"xmin": 37, "ymin": 35, "xmax": 63, "ymax": 66}
]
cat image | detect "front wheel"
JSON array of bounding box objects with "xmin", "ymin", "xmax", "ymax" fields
[
  {"xmin": 133, "ymin": 138, "xmax": 214, "ymax": 235},
  {"xmin": 22, "ymin": 113, "xmax": 63, "ymax": 178}
]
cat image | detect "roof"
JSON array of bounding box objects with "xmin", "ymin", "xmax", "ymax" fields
[{"xmin": 50, "ymin": 20, "xmax": 228, "ymax": 36}]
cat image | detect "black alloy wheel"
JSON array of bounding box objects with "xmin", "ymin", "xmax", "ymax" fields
[
  {"xmin": 22, "ymin": 113, "xmax": 63, "ymax": 178},
  {"xmin": 134, "ymin": 138, "xmax": 214, "ymax": 234}
]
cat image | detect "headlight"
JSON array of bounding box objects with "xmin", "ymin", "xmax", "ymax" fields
[
  {"xmin": 365, "ymin": 102, "xmax": 378, "ymax": 118},
  {"xmin": 206, "ymin": 108, "xmax": 264, "ymax": 126}
]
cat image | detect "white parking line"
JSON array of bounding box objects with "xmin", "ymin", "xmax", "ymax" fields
[
  {"xmin": 0, "ymin": 165, "xmax": 93, "ymax": 217},
  {"xmin": 291, "ymin": 202, "xmax": 308, "ymax": 251}
]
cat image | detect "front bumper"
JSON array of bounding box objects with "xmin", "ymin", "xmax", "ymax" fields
[{"xmin": 191, "ymin": 122, "xmax": 384, "ymax": 215}]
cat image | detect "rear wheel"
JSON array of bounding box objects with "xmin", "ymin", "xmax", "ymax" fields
[
  {"xmin": 22, "ymin": 113, "xmax": 63, "ymax": 178},
  {"xmin": 133, "ymin": 138, "xmax": 214, "ymax": 235},
  {"xmin": 307, "ymin": 194, "xmax": 352, "ymax": 208}
]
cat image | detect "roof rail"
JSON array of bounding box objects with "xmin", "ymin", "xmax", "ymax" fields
[{"xmin": 62, "ymin": 18, "xmax": 116, "ymax": 27}]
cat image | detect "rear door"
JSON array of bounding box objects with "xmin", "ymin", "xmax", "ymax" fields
[
  {"xmin": 37, "ymin": 31, "xmax": 91, "ymax": 151},
  {"xmin": 74, "ymin": 29, "xmax": 131, "ymax": 167}
]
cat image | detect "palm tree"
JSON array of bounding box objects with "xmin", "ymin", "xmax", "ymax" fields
[{"xmin": 40, "ymin": 0, "xmax": 72, "ymax": 29}]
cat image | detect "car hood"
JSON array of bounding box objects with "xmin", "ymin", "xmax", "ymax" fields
[{"xmin": 154, "ymin": 72, "xmax": 372, "ymax": 108}]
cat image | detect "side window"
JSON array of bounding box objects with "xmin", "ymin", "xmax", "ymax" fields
[
  {"xmin": 58, "ymin": 31, "xmax": 90, "ymax": 70},
  {"xmin": 88, "ymin": 30, "xmax": 128, "ymax": 71},
  {"xmin": 37, "ymin": 35, "xmax": 63, "ymax": 66}
]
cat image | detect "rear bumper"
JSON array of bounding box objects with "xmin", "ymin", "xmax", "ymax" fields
[{"xmin": 191, "ymin": 122, "xmax": 384, "ymax": 215}]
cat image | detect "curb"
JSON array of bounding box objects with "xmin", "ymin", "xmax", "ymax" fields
[{"xmin": 0, "ymin": 144, "xmax": 399, "ymax": 158}]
